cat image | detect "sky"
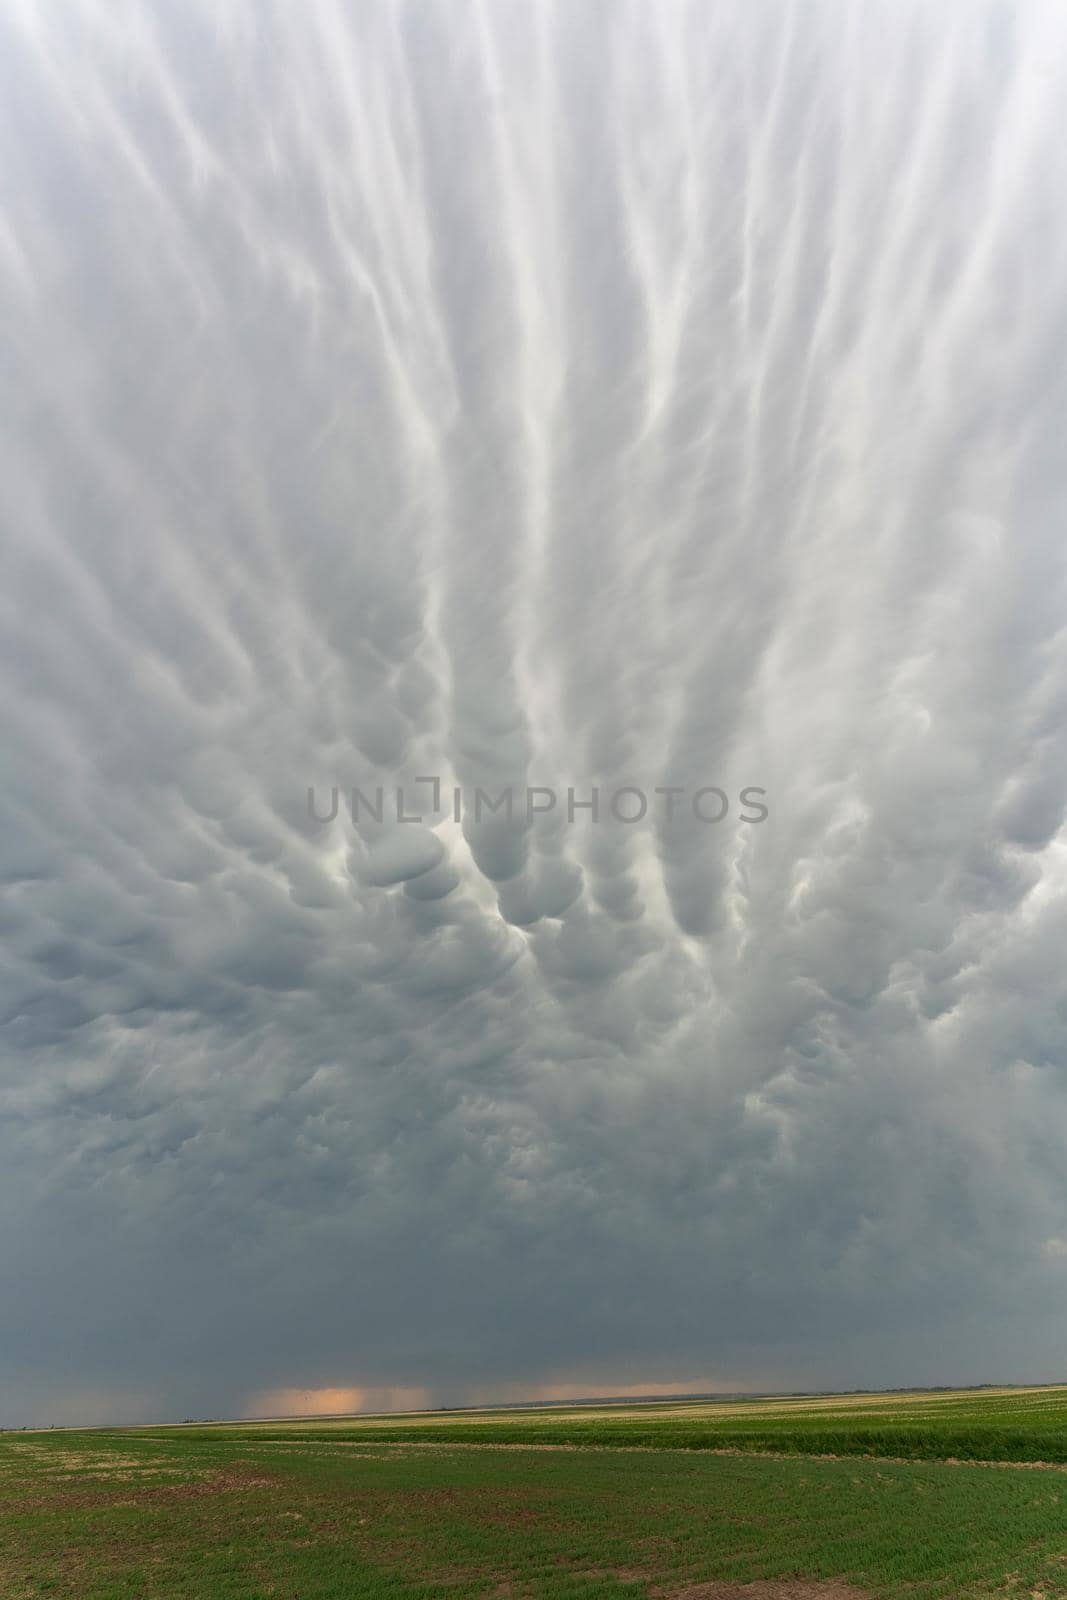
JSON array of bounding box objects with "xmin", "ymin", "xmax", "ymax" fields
[{"xmin": 2, "ymin": 0, "xmax": 1067, "ymax": 1429}]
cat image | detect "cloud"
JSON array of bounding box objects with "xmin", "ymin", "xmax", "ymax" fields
[{"xmin": 1, "ymin": 0, "xmax": 1066, "ymax": 1425}]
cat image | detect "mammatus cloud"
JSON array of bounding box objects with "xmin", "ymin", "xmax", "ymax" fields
[{"xmin": 1, "ymin": 0, "xmax": 1066, "ymax": 1426}]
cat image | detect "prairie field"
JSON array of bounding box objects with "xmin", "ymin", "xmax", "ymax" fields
[{"xmin": 2, "ymin": 1386, "xmax": 1067, "ymax": 1598}]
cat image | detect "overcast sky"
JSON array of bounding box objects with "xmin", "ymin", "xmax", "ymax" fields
[{"xmin": 2, "ymin": 0, "xmax": 1067, "ymax": 1428}]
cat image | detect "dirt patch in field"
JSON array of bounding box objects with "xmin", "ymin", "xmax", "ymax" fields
[
  {"xmin": 659, "ymin": 1585, "xmax": 871, "ymax": 1600},
  {"xmin": 21, "ymin": 1463, "xmax": 279, "ymax": 1512}
]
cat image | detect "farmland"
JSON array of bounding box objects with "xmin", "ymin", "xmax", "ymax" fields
[{"xmin": 2, "ymin": 1386, "xmax": 1067, "ymax": 1598}]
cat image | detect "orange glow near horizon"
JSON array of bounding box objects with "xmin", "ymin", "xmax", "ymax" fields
[
  {"xmin": 244, "ymin": 1385, "xmax": 432, "ymax": 1419},
  {"xmin": 245, "ymin": 1375, "xmax": 747, "ymax": 1421}
]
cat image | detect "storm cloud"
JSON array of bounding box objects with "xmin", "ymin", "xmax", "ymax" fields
[{"xmin": 2, "ymin": 0, "xmax": 1067, "ymax": 1427}]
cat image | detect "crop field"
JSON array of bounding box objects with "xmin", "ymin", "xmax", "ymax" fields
[{"xmin": 2, "ymin": 1386, "xmax": 1067, "ymax": 1599}]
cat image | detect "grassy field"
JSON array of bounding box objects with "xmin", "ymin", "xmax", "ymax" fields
[
  {"xmin": 205, "ymin": 1384, "xmax": 1067, "ymax": 1464},
  {"xmin": 2, "ymin": 1386, "xmax": 1067, "ymax": 1599}
]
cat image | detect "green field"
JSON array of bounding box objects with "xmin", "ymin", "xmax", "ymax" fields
[{"xmin": 3, "ymin": 1386, "xmax": 1067, "ymax": 1599}]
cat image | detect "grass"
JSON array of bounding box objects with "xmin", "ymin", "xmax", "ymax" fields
[{"xmin": 2, "ymin": 1386, "xmax": 1067, "ymax": 1597}]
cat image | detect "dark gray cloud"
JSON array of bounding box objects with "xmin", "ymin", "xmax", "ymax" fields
[{"xmin": 2, "ymin": 0, "xmax": 1067, "ymax": 1426}]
